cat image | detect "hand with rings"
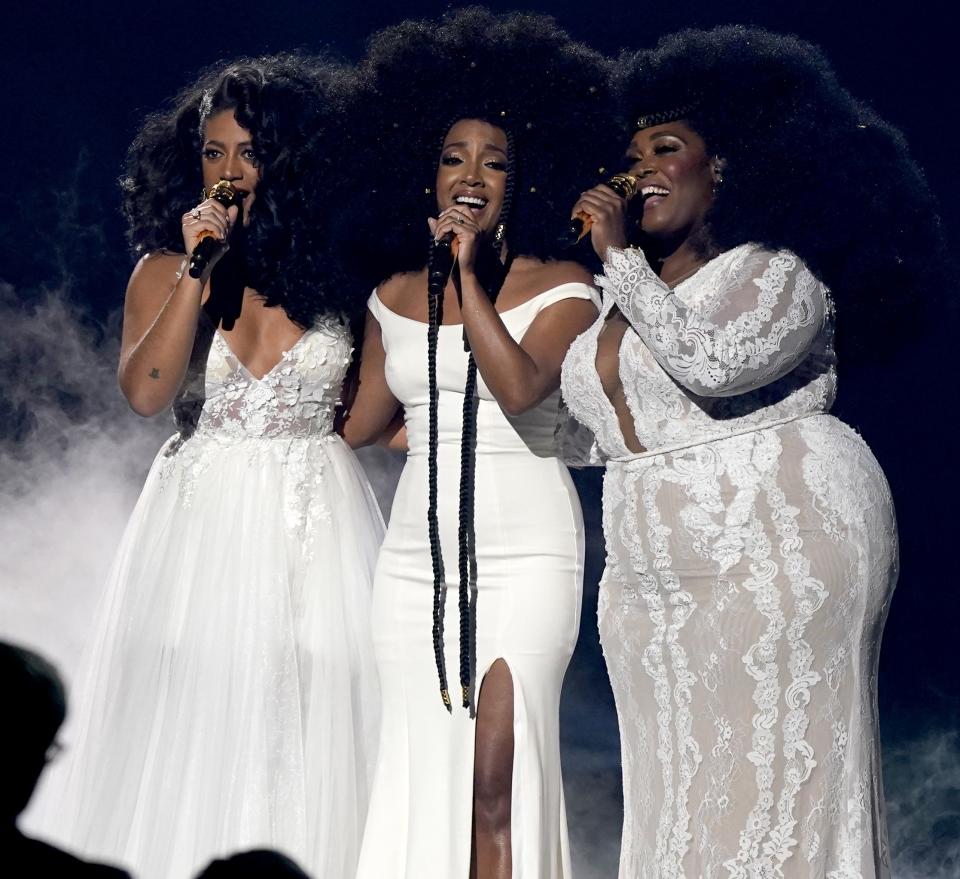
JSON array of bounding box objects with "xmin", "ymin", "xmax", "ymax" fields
[
  {"xmin": 180, "ymin": 197, "xmax": 236, "ymax": 263},
  {"xmin": 428, "ymin": 205, "xmax": 483, "ymax": 274}
]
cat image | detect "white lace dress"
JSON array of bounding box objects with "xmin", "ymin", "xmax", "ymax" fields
[
  {"xmin": 32, "ymin": 314, "xmax": 383, "ymax": 879},
  {"xmin": 560, "ymin": 244, "xmax": 896, "ymax": 878}
]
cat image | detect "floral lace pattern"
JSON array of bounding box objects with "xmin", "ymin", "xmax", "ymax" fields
[
  {"xmin": 560, "ymin": 245, "xmax": 896, "ymax": 877},
  {"xmin": 157, "ymin": 314, "xmax": 352, "ymax": 541}
]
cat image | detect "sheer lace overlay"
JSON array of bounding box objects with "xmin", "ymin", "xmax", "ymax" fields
[
  {"xmin": 561, "ymin": 245, "xmax": 896, "ymax": 878},
  {"xmin": 160, "ymin": 314, "xmax": 351, "ymax": 533}
]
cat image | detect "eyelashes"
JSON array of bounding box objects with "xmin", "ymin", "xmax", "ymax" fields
[
  {"xmin": 439, "ymin": 154, "xmax": 508, "ymax": 171},
  {"xmin": 201, "ymin": 148, "xmax": 260, "ymax": 163},
  {"xmin": 624, "ymin": 143, "xmax": 682, "ymax": 164}
]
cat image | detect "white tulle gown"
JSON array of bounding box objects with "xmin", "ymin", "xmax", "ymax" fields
[
  {"xmin": 356, "ymin": 283, "xmax": 598, "ymax": 879},
  {"xmin": 32, "ymin": 313, "xmax": 383, "ymax": 879}
]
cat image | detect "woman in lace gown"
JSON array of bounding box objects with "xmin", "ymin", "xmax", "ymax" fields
[
  {"xmin": 31, "ymin": 58, "xmax": 383, "ymax": 878},
  {"xmin": 340, "ymin": 12, "xmax": 610, "ymax": 878},
  {"xmin": 561, "ymin": 27, "xmax": 945, "ymax": 878}
]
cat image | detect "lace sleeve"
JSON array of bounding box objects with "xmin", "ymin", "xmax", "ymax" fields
[{"xmin": 597, "ymin": 245, "xmax": 828, "ymax": 397}]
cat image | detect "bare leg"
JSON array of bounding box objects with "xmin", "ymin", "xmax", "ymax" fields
[{"xmin": 470, "ymin": 658, "xmax": 515, "ymax": 879}]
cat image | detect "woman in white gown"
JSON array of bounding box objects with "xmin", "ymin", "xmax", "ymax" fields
[
  {"xmin": 32, "ymin": 57, "xmax": 382, "ymax": 878},
  {"xmin": 562, "ymin": 27, "xmax": 945, "ymax": 878},
  {"xmin": 340, "ymin": 11, "xmax": 610, "ymax": 878}
]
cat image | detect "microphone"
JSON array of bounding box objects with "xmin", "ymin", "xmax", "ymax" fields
[
  {"xmin": 561, "ymin": 173, "xmax": 640, "ymax": 248},
  {"xmin": 427, "ymin": 232, "xmax": 473, "ymax": 350},
  {"xmin": 188, "ymin": 180, "xmax": 244, "ymax": 279},
  {"xmin": 427, "ymin": 232, "xmax": 456, "ymax": 299}
]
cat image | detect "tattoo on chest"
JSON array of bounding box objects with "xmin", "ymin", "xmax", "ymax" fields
[{"xmin": 149, "ymin": 368, "xmax": 160, "ymax": 380}]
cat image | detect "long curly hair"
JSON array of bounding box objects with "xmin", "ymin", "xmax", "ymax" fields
[
  {"xmin": 339, "ymin": 6, "xmax": 617, "ymax": 286},
  {"xmin": 120, "ymin": 54, "xmax": 360, "ymax": 327},
  {"xmin": 617, "ymin": 26, "xmax": 947, "ymax": 358}
]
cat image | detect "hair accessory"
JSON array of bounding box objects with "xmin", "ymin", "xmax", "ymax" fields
[
  {"xmin": 198, "ymin": 90, "xmax": 214, "ymax": 125},
  {"xmin": 636, "ymin": 101, "xmax": 700, "ymax": 130}
]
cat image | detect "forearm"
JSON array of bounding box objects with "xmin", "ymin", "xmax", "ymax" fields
[
  {"xmin": 600, "ymin": 246, "xmax": 822, "ymax": 396},
  {"xmin": 459, "ymin": 272, "xmax": 552, "ymax": 415},
  {"xmin": 119, "ymin": 270, "xmax": 205, "ymax": 416}
]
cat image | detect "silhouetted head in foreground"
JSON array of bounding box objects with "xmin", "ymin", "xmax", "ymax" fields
[
  {"xmin": 0, "ymin": 641, "xmax": 66, "ymax": 823},
  {"xmin": 195, "ymin": 848, "xmax": 311, "ymax": 878}
]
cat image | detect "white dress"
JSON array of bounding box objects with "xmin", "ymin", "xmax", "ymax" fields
[
  {"xmin": 560, "ymin": 245, "xmax": 896, "ymax": 878},
  {"xmin": 356, "ymin": 283, "xmax": 598, "ymax": 879},
  {"xmin": 33, "ymin": 313, "xmax": 383, "ymax": 879}
]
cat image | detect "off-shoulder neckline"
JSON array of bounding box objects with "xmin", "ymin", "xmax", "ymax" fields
[{"xmin": 370, "ymin": 281, "xmax": 596, "ymax": 328}]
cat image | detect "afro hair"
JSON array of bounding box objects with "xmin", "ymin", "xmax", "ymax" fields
[
  {"xmin": 617, "ymin": 26, "xmax": 948, "ymax": 360},
  {"xmin": 338, "ymin": 7, "xmax": 618, "ymax": 287}
]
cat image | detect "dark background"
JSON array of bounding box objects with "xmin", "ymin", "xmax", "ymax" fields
[{"xmin": 2, "ymin": 0, "xmax": 957, "ymax": 872}]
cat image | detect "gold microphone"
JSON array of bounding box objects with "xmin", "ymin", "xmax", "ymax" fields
[
  {"xmin": 188, "ymin": 180, "xmax": 243, "ymax": 279},
  {"xmin": 564, "ymin": 173, "xmax": 640, "ymax": 247}
]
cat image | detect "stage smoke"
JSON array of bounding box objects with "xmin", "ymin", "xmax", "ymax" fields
[
  {"xmin": 0, "ymin": 285, "xmax": 955, "ymax": 873},
  {"xmin": 0, "ymin": 284, "xmax": 401, "ymax": 680}
]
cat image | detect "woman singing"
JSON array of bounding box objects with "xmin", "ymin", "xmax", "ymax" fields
[
  {"xmin": 33, "ymin": 55, "xmax": 382, "ymax": 878},
  {"xmin": 340, "ymin": 10, "xmax": 613, "ymax": 878},
  {"xmin": 561, "ymin": 26, "xmax": 945, "ymax": 878}
]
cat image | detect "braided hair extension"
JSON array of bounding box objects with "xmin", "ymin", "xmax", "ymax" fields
[
  {"xmin": 456, "ymin": 129, "xmax": 516, "ymax": 709},
  {"xmin": 427, "ymin": 125, "xmax": 515, "ymax": 711},
  {"xmin": 426, "ymin": 269, "xmax": 450, "ymax": 710},
  {"xmin": 349, "ymin": 8, "xmax": 616, "ymax": 709}
]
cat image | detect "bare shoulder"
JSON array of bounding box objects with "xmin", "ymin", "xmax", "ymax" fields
[
  {"xmin": 501, "ymin": 257, "xmax": 596, "ymax": 306},
  {"xmin": 375, "ymin": 269, "xmax": 427, "ymax": 319}
]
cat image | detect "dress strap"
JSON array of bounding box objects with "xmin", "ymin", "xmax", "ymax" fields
[
  {"xmin": 522, "ymin": 282, "xmax": 601, "ymax": 314},
  {"xmin": 367, "ymin": 288, "xmax": 384, "ymax": 321}
]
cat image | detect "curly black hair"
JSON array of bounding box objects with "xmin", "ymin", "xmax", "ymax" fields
[
  {"xmin": 339, "ymin": 6, "xmax": 617, "ymax": 286},
  {"xmin": 617, "ymin": 26, "xmax": 947, "ymax": 359},
  {"xmin": 120, "ymin": 54, "xmax": 361, "ymax": 328}
]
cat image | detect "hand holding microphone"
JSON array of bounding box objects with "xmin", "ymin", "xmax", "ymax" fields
[
  {"xmin": 180, "ymin": 180, "xmax": 243, "ymax": 280},
  {"xmin": 428, "ymin": 205, "xmax": 483, "ymax": 276},
  {"xmin": 566, "ymin": 173, "xmax": 639, "ymax": 259}
]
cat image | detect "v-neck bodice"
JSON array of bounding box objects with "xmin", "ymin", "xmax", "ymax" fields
[
  {"xmin": 213, "ymin": 328, "xmax": 313, "ymax": 382},
  {"xmin": 561, "ymin": 244, "xmax": 837, "ymax": 462},
  {"xmin": 172, "ymin": 314, "xmax": 352, "ymax": 441}
]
